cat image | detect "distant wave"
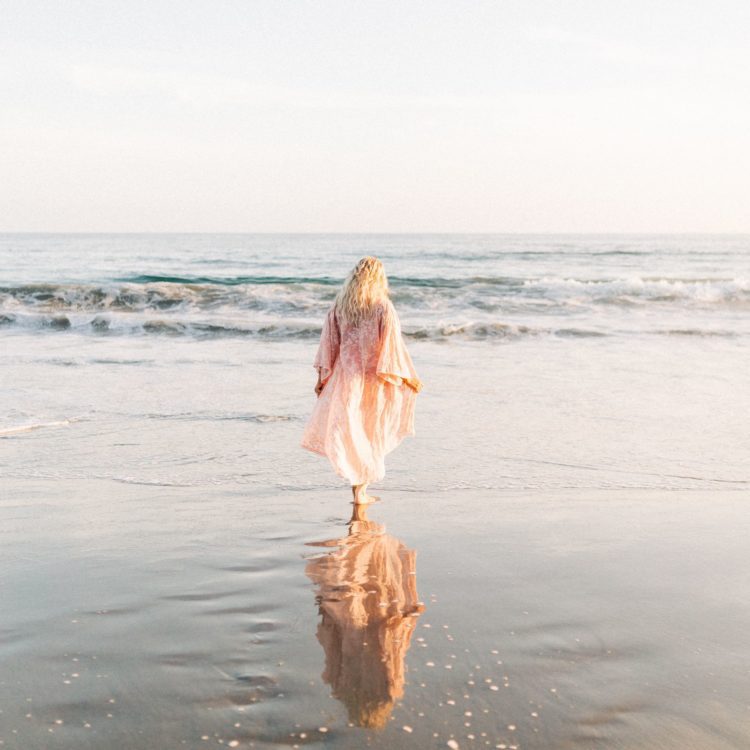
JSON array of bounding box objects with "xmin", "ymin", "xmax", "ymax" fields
[
  {"xmin": 0, "ymin": 313, "xmax": 615, "ymax": 340},
  {"xmin": 118, "ymin": 273, "xmax": 526, "ymax": 288},
  {"xmin": 120, "ymin": 274, "xmax": 343, "ymax": 286},
  {"xmin": 0, "ymin": 313, "xmax": 323, "ymax": 339},
  {"xmin": 2, "ymin": 310, "xmax": 747, "ymax": 341},
  {"xmin": 1, "ymin": 275, "xmax": 748, "ymax": 315},
  {"xmin": 523, "ymin": 276, "xmax": 750, "ymax": 305},
  {"xmin": 2, "ymin": 274, "xmax": 747, "ymax": 343},
  {"xmin": 406, "ymin": 323, "xmax": 607, "ymax": 340}
]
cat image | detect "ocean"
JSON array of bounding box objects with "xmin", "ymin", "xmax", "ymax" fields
[
  {"xmin": 2, "ymin": 234, "xmax": 749, "ymax": 342},
  {"xmin": 1, "ymin": 234, "xmax": 749, "ymax": 749},
  {"xmin": 1, "ymin": 234, "xmax": 748, "ymax": 490}
]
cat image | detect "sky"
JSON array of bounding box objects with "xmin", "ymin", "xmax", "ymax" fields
[{"xmin": 2, "ymin": 0, "xmax": 749, "ymax": 233}]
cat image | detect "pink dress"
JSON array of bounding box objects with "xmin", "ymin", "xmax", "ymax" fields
[{"xmin": 301, "ymin": 298, "xmax": 421, "ymax": 485}]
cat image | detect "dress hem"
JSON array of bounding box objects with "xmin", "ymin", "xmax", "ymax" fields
[{"xmin": 301, "ymin": 429, "xmax": 415, "ymax": 486}]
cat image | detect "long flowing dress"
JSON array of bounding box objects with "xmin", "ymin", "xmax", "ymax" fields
[{"xmin": 301, "ymin": 298, "xmax": 421, "ymax": 485}]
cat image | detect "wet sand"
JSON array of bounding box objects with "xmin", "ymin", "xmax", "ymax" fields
[{"xmin": 2, "ymin": 480, "xmax": 748, "ymax": 749}]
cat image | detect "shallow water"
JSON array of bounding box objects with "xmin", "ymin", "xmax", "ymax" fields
[{"xmin": 1, "ymin": 235, "xmax": 749, "ymax": 748}]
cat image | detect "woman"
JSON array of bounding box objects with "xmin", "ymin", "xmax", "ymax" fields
[{"xmin": 301, "ymin": 257, "xmax": 422, "ymax": 504}]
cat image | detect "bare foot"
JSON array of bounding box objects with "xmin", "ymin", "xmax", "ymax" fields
[
  {"xmin": 353, "ymin": 493, "xmax": 380, "ymax": 505},
  {"xmin": 352, "ymin": 484, "xmax": 380, "ymax": 505}
]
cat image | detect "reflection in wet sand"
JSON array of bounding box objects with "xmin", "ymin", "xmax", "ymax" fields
[{"xmin": 305, "ymin": 504, "xmax": 425, "ymax": 729}]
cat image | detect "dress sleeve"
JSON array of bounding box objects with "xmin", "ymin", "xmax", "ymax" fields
[
  {"xmin": 377, "ymin": 301, "xmax": 423, "ymax": 393},
  {"xmin": 313, "ymin": 305, "xmax": 340, "ymax": 384}
]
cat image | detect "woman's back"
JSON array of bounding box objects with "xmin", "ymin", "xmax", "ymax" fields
[
  {"xmin": 301, "ymin": 257, "xmax": 421, "ymax": 500},
  {"xmin": 335, "ymin": 300, "xmax": 389, "ymax": 376}
]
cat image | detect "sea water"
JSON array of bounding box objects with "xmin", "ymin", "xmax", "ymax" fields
[
  {"xmin": 1, "ymin": 235, "xmax": 749, "ymax": 749},
  {"xmin": 1, "ymin": 234, "xmax": 748, "ymax": 490}
]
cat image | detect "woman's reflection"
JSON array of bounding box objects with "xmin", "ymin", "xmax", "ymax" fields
[{"xmin": 305, "ymin": 504, "xmax": 425, "ymax": 729}]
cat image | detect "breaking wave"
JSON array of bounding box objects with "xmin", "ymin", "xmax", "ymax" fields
[
  {"xmin": 0, "ymin": 312, "xmax": 620, "ymax": 340},
  {"xmin": 1, "ymin": 274, "xmax": 747, "ymax": 341},
  {"xmin": 1, "ymin": 275, "xmax": 748, "ymax": 314}
]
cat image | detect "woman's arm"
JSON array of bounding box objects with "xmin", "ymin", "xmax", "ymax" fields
[{"xmin": 313, "ymin": 306, "xmax": 340, "ymax": 396}]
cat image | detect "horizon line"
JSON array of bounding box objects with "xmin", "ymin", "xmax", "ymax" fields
[{"xmin": 1, "ymin": 230, "xmax": 749, "ymax": 237}]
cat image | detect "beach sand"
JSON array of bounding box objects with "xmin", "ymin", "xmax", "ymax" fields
[{"xmin": 2, "ymin": 477, "xmax": 748, "ymax": 749}]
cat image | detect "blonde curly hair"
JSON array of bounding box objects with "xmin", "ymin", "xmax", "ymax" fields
[{"xmin": 335, "ymin": 256, "xmax": 389, "ymax": 324}]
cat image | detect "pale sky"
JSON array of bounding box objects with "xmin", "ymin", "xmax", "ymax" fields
[{"xmin": 2, "ymin": 0, "xmax": 749, "ymax": 232}]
